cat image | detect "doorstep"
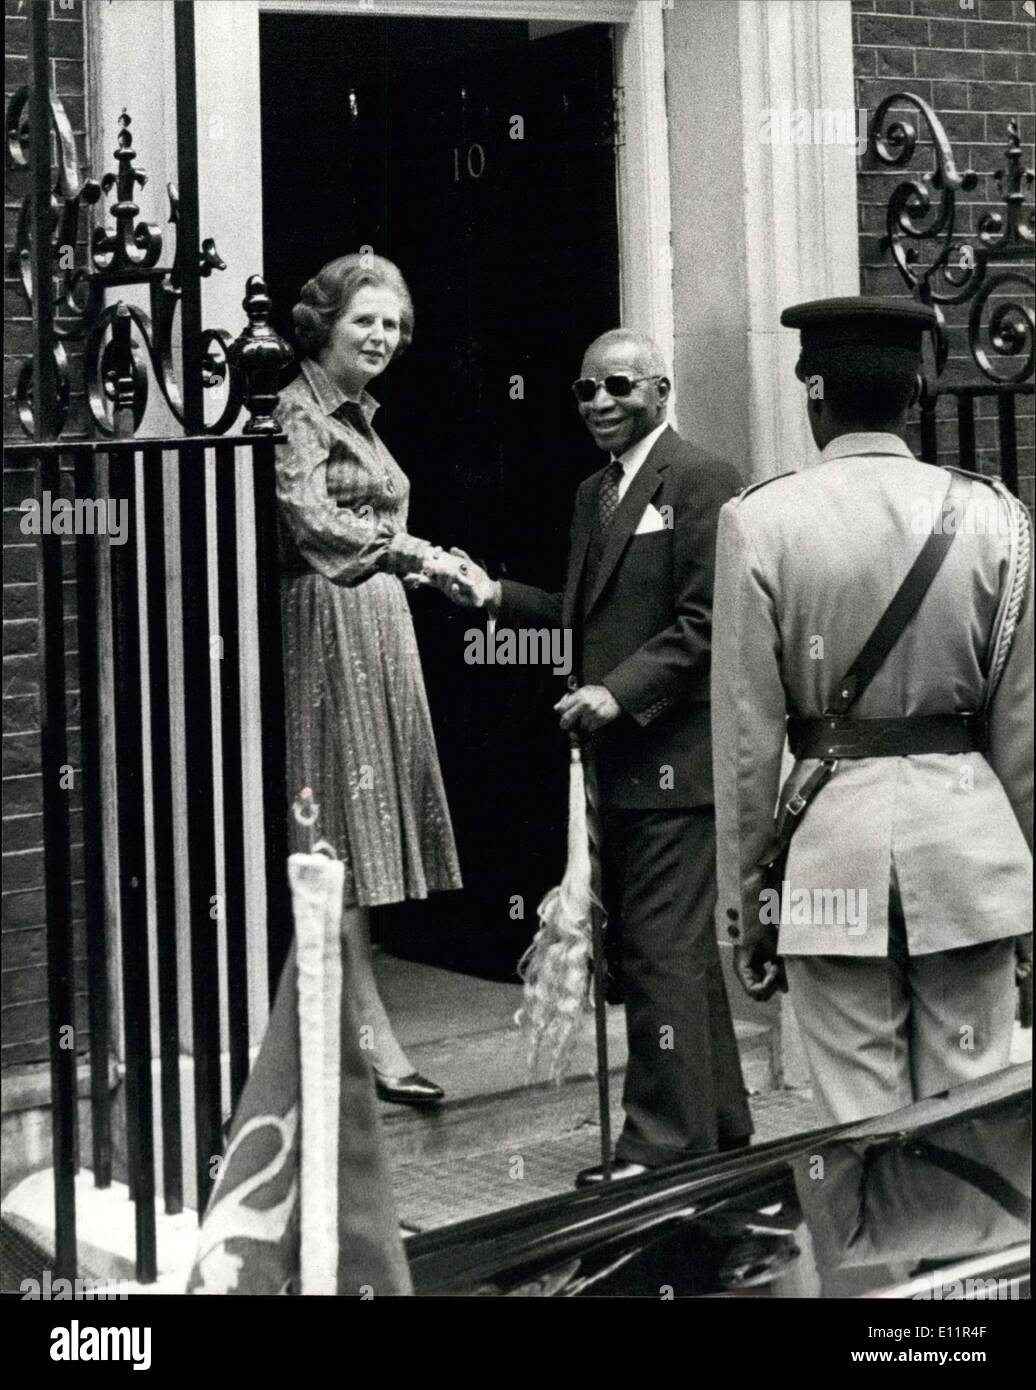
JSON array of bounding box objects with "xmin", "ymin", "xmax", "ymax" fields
[
  {"xmin": 390, "ymin": 1084, "xmax": 825, "ymax": 1233},
  {"xmin": 375, "ymin": 954, "xmax": 779, "ymax": 1164}
]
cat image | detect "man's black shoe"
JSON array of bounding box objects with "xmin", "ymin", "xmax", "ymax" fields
[
  {"xmin": 718, "ymin": 1133, "xmax": 752, "ymax": 1153},
  {"xmin": 577, "ymin": 1137, "xmax": 751, "ymax": 1187},
  {"xmin": 575, "ymin": 1160, "xmax": 650, "ymax": 1187}
]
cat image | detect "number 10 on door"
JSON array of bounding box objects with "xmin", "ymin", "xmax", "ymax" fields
[{"xmin": 453, "ymin": 143, "xmax": 486, "ymax": 181}]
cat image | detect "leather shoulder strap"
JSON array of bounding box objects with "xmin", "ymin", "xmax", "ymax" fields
[{"xmin": 828, "ymin": 471, "xmax": 972, "ymax": 715}]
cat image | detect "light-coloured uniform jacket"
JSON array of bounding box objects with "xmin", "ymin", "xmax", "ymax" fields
[{"xmin": 711, "ymin": 432, "xmax": 1033, "ymax": 958}]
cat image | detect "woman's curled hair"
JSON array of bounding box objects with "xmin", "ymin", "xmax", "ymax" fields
[{"xmin": 292, "ymin": 253, "xmax": 414, "ymax": 359}]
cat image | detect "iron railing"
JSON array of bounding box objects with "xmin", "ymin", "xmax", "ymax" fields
[
  {"xmin": 867, "ymin": 93, "xmax": 1034, "ymax": 485},
  {"xmin": 5, "ymin": 0, "xmax": 292, "ymax": 1283}
]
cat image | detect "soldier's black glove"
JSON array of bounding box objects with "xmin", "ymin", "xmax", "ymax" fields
[
  {"xmin": 1016, "ymin": 934, "xmax": 1033, "ymax": 1030},
  {"xmin": 1015, "ymin": 933, "xmax": 1033, "ymax": 986},
  {"xmin": 733, "ymin": 941, "xmax": 787, "ymax": 1003}
]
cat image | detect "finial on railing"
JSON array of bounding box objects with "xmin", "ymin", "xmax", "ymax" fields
[
  {"xmin": 228, "ymin": 276, "xmax": 294, "ymax": 435},
  {"xmin": 93, "ymin": 109, "xmax": 163, "ymax": 274}
]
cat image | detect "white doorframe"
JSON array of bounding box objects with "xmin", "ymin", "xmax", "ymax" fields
[{"xmin": 613, "ymin": 3, "xmax": 675, "ymax": 396}]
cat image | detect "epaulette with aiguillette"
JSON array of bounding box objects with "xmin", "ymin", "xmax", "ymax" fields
[
  {"xmin": 942, "ymin": 464, "xmax": 1029, "ymax": 524},
  {"xmin": 941, "ymin": 463, "xmax": 1001, "ymax": 491},
  {"xmin": 735, "ymin": 470, "xmax": 796, "ymax": 503}
]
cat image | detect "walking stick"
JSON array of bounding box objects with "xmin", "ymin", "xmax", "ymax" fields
[{"xmin": 580, "ymin": 736, "xmax": 613, "ymax": 1181}]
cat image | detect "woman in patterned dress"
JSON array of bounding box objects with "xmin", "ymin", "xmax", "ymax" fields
[{"xmin": 275, "ymin": 254, "xmax": 465, "ymax": 1104}]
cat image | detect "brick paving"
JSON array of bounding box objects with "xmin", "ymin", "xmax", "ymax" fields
[{"xmin": 393, "ymin": 1084, "xmax": 821, "ymax": 1233}]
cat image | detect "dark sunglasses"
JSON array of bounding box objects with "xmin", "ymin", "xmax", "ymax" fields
[{"xmin": 571, "ymin": 373, "xmax": 662, "ymax": 403}]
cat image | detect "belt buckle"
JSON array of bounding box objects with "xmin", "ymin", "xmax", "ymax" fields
[{"xmin": 822, "ymin": 716, "xmax": 853, "ymax": 759}]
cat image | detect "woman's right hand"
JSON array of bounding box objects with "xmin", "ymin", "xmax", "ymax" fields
[
  {"xmin": 401, "ymin": 547, "xmax": 470, "ymax": 595},
  {"xmin": 440, "ymin": 547, "xmax": 501, "ymax": 612}
]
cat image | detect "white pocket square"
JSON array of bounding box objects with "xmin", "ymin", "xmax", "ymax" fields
[{"xmin": 633, "ymin": 503, "xmax": 666, "ymax": 535}]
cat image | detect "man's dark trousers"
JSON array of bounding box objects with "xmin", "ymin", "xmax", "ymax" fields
[{"xmin": 601, "ymin": 803, "xmax": 751, "ymax": 1163}]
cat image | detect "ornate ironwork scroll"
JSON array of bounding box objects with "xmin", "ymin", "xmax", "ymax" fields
[
  {"xmin": 6, "ymin": 85, "xmax": 100, "ymax": 433},
  {"xmin": 868, "ymin": 93, "xmax": 1034, "ymax": 386},
  {"xmin": 6, "ymin": 97, "xmax": 290, "ymax": 437}
]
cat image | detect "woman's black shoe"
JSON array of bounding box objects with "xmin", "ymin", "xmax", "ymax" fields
[{"xmin": 374, "ymin": 1070, "xmax": 445, "ymax": 1106}]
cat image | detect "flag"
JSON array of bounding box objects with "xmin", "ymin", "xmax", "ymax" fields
[{"xmin": 187, "ymin": 853, "xmax": 412, "ymax": 1295}]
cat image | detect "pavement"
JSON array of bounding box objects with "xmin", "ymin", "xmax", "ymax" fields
[
  {"xmin": 389, "ymin": 1084, "xmax": 823, "ymax": 1233},
  {"xmin": 3, "ymin": 951, "xmax": 1027, "ymax": 1286}
]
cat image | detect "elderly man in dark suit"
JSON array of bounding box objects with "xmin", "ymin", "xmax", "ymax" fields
[{"xmin": 441, "ymin": 329, "xmax": 753, "ymax": 1183}]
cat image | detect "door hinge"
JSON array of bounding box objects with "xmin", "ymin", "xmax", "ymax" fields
[{"xmin": 611, "ymin": 85, "xmax": 626, "ymax": 151}]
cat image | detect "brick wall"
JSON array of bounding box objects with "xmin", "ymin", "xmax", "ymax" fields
[
  {"xmin": 3, "ymin": 0, "xmax": 90, "ymax": 1068},
  {"xmin": 853, "ymin": 0, "xmax": 1035, "ymax": 508}
]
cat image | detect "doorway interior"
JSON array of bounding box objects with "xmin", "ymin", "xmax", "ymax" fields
[{"xmin": 260, "ymin": 12, "xmax": 621, "ymax": 978}]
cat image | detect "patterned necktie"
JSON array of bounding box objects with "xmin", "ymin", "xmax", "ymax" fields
[{"xmin": 598, "ymin": 458, "xmax": 625, "ymax": 533}]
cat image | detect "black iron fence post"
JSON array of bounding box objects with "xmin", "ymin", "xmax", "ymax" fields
[
  {"xmin": 30, "ymin": 0, "xmax": 78, "ymax": 1281},
  {"xmin": 109, "ymin": 435, "xmax": 157, "ymax": 1284},
  {"xmin": 997, "ymin": 392, "xmax": 1020, "ymax": 499},
  {"xmin": 174, "ymin": 0, "xmax": 223, "ymax": 1215},
  {"xmin": 73, "ymin": 444, "xmax": 112, "ymax": 1193},
  {"xmin": 215, "ymin": 442, "xmax": 251, "ymax": 1108},
  {"xmin": 141, "ymin": 445, "xmax": 184, "ymax": 1217},
  {"xmin": 227, "ymin": 278, "xmax": 294, "ymax": 993}
]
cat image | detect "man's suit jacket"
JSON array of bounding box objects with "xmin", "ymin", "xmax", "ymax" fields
[
  {"xmin": 710, "ymin": 432, "xmax": 1034, "ymax": 959},
  {"xmin": 499, "ymin": 425, "xmax": 742, "ymax": 810}
]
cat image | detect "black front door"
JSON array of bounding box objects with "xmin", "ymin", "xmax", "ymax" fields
[{"xmin": 261, "ymin": 15, "xmax": 620, "ymax": 977}]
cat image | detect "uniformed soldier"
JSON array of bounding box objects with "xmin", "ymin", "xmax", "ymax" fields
[{"xmin": 711, "ymin": 296, "xmax": 1033, "ymax": 1125}]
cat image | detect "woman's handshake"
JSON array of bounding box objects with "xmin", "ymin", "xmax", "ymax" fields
[{"xmin": 405, "ymin": 546, "xmax": 502, "ymax": 614}]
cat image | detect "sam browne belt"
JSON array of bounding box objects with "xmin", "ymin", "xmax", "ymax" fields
[{"xmin": 787, "ymin": 712, "xmax": 984, "ymax": 760}]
